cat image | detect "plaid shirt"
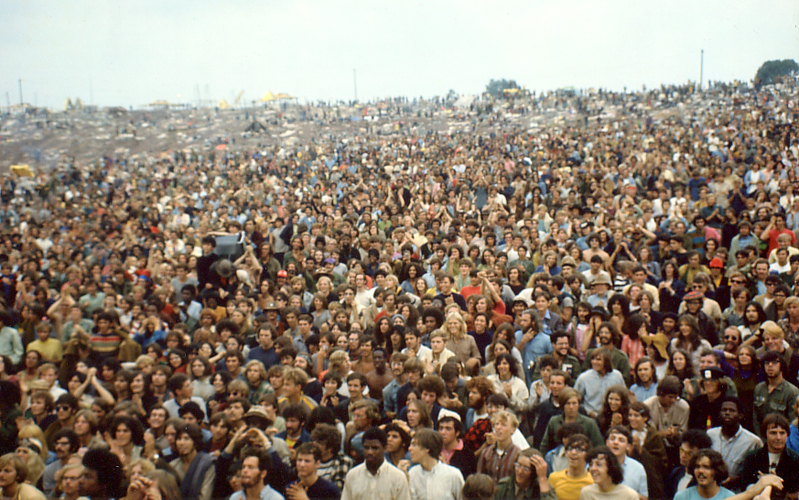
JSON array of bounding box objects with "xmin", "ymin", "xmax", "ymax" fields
[{"xmin": 317, "ymin": 453, "xmax": 353, "ymax": 491}]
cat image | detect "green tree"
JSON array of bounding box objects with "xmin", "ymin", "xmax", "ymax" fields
[
  {"xmin": 754, "ymin": 59, "xmax": 798, "ymax": 86},
  {"xmin": 485, "ymin": 79, "xmax": 519, "ymax": 97}
]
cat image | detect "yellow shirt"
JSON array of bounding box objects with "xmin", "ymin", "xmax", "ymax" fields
[
  {"xmin": 27, "ymin": 338, "xmax": 63, "ymax": 362},
  {"xmin": 549, "ymin": 469, "xmax": 594, "ymax": 500}
]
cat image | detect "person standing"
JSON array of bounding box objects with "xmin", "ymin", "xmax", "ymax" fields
[
  {"xmin": 405, "ymin": 429, "xmax": 464, "ymax": 500},
  {"xmin": 476, "ymin": 410, "xmax": 521, "ymax": 483},
  {"xmin": 340, "ymin": 427, "xmax": 410, "ymax": 500},
  {"xmin": 708, "ymin": 397, "xmax": 762, "ymax": 484}
]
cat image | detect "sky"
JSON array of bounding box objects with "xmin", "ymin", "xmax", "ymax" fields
[{"xmin": 1, "ymin": 1, "xmax": 797, "ymax": 109}]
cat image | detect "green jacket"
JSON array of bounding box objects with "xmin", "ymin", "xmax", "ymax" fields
[
  {"xmin": 493, "ymin": 476, "xmax": 556, "ymax": 500},
  {"xmin": 582, "ymin": 347, "xmax": 631, "ymax": 385},
  {"xmin": 540, "ymin": 413, "xmax": 605, "ymax": 455},
  {"xmin": 532, "ymin": 354, "xmax": 582, "ymax": 382}
]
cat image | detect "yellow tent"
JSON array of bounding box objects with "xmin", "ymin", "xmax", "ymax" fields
[
  {"xmin": 11, "ymin": 165, "xmax": 34, "ymax": 177},
  {"xmin": 260, "ymin": 91, "xmax": 275, "ymax": 102},
  {"xmin": 218, "ymin": 99, "xmax": 230, "ymax": 109},
  {"xmin": 274, "ymin": 93, "xmax": 293, "ymax": 100}
]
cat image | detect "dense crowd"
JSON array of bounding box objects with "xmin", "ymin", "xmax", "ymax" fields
[{"xmin": 0, "ymin": 78, "xmax": 798, "ymax": 500}]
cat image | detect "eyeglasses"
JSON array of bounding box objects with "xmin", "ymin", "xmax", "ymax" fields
[
  {"xmin": 724, "ymin": 335, "xmax": 739, "ymax": 341},
  {"xmin": 731, "ymin": 279, "xmax": 745, "ymax": 284},
  {"xmin": 56, "ymin": 405, "xmax": 72, "ymax": 411},
  {"xmin": 514, "ymin": 463, "xmax": 531, "ymax": 472}
]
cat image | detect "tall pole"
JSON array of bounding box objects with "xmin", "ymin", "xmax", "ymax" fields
[
  {"xmin": 699, "ymin": 49, "xmax": 704, "ymax": 91},
  {"xmin": 18, "ymin": 79, "xmax": 22, "ymax": 105},
  {"xmin": 353, "ymin": 69, "xmax": 357, "ymax": 102}
]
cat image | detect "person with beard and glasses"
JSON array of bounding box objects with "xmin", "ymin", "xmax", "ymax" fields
[
  {"xmin": 340, "ymin": 427, "xmax": 410, "ymax": 500},
  {"xmin": 42, "ymin": 429, "xmax": 79, "ymax": 496},
  {"xmin": 230, "ymin": 447, "xmax": 284, "ymax": 500}
]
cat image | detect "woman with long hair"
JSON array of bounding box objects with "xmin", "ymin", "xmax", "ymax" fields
[
  {"xmin": 621, "ymin": 314, "xmax": 648, "ymax": 371},
  {"xmin": 207, "ymin": 371, "xmax": 232, "ymax": 415},
  {"xmin": 166, "ymin": 349, "xmax": 187, "ymax": 375},
  {"xmin": 443, "ymin": 311, "xmax": 481, "ymax": 373},
  {"xmin": 607, "ymin": 294, "xmax": 630, "ymax": 334},
  {"xmin": 568, "ymin": 302, "xmax": 593, "ymax": 361},
  {"xmin": 739, "ymin": 301, "xmax": 768, "ymax": 343},
  {"xmin": 188, "ymin": 356, "xmax": 214, "ymax": 401},
  {"xmin": 670, "ymin": 315, "xmax": 711, "ymax": 371},
  {"xmin": 17, "ymin": 351, "xmax": 42, "ymax": 391},
  {"xmin": 658, "ymin": 260, "xmax": 685, "ymax": 314},
  {"xmin": 721, "ymin": 288, "xmax": 749, "ymax": 331},
  {"xmin": 486, "ymin": 353, "xmax": 529, "ymax": 413},
  {"xmin": 597, "ymin": 385, "xmax": 631, "ymax": 436},
  {"xmin": 487, "ymin": 324, "xmax": 524, "ymax": 370},
  {"xmin": 637, "ymin": 246, "xmax": 661, "ymax": 283},
  {"xmin": 506, "ymin": 265, "xmax": 526, "ymax": 296},
  {"xmin": 666, "ymin": 348, "xmax": 695, "ymax": 385},
  {"xmin": 404, "ymin": 398, "xmax": 432, "ymax": 434},
  {"xmin": 107, "ymin": 415, "xmax": 145, "ymax": 467}
]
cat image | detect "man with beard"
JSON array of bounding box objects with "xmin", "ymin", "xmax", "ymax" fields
[
  {"xmin": 582, "ymin": 322, "xmax": 631, "ymax": 386},
  {"xmin": 682, "ymin": 290, "xmax": 720, "ymax": 346},
  {"xmin": 533, "ymin": 330, "xmax": 581, "ymax": 380},
  {"xmin": 42, "ymin": 429, "xmax": 79, "ymax": 496},
  {"xmin": 170, "ymin": 424, "xmax": 216, "ymax": 500},
  {"xmin": 675, "ymin": 449, "xmax": 782, "ymax": 500},
  {"xmin": 230, "ymin": 448, "xmax": 284, "ymax": 500},
  {"xmin": 341, "ymin": 427, "xmax": 410, "ymax": 500},
  {"xmin": 708, "ymin": 397, "xmax": 762, "ymax": 486}
]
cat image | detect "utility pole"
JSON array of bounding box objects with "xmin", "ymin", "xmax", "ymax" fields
[
  {"xmin": 18, "ymin": 79, "xmax": 22, "ymax": 104},
  {"xmin": 699, "ymin": 49, "xmax": 704, "ymax": 91},
  {"xmin": 353, "ymin": 69, "xmax": 357, "ymax": 102}
]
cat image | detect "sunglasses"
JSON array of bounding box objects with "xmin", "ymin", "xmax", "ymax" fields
[{"xmin": 56, "ymin": 405, "xmax": 72, "ymax": 411}]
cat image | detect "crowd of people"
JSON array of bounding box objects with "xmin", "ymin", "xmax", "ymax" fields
[{"xmin": 0, "ymin": 78, "xmax": 798, "ymax": 500}]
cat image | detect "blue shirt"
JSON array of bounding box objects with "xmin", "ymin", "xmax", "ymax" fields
[
  {"xmin": 674, "ymin": 486, "xmax": 734, "ymax": 500},
  {"xmin": 516, "ymin": 330, "xmax": 552, "ymax": 385}
]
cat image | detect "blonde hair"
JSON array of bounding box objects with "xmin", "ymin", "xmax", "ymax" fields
[{"xmin": 17, "ymin": 425, "xmax": 48, "ymax": 460}]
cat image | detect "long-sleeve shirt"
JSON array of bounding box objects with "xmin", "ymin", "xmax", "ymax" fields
[
  {"xmin": 408, "ymin": 461, "xmax": 464, "ymax": 500},
  {"xmin": 341, "ymin": 461, "xmax": 411, "ymax": 500},
  {"xmin": 0, "ymin": 326, "xmax": 23, "ymax": 364}
]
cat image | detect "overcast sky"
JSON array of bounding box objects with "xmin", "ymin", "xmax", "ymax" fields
[{"xmin": 2, "ymin": 1, "xmax": 796, "ymax": 109}]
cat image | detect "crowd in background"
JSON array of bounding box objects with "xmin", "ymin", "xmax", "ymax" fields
[{"xmin": 0, "ymin": 78, "xmax": 798, "ymax": 500}]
